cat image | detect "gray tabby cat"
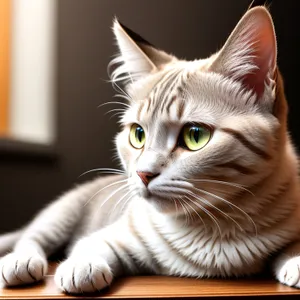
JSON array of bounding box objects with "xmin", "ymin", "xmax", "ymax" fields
[{"xmin": 1, "ymin": 6, "xmax": 300, "ymax": 294}]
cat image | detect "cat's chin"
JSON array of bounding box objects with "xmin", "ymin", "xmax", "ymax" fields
[{"xmin": 141, "ymin": 190, "xmax": 180, "ymax": 214}]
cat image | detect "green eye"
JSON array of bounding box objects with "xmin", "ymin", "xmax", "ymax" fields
[
  {"xmin": 129, "ymin": 124, "xmax": 146, "ymax": 149},
  {"xmin": 182, "ymin": 124, "xmax": 211, "ymax": 151}
]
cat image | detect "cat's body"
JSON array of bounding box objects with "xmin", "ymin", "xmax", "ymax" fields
[{"xmin": 1, "ymin": 6, "xmax": 300, "ymax": 294}]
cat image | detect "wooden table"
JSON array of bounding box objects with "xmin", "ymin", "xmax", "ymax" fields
[{"xmin": 1, "ymin": 263, "xmax": 300, "ymax": 299}]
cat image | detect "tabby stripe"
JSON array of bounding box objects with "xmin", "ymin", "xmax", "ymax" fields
[
  {"xmin": 264, "ymin": 181, "xmax": 290, "ymax": 202},
  {"xmin": 146, "ymin": 97, "xmax": 151, "ymax": 113},
  {"xmin": 165, "ymin": 95, "xmax": 177, "ymax": 114},
  {"xmin": 216, "ymin": 162, "xmax": 256, "ymax": 175},
  {"xmin": 177, "ymin": 71, "xmax": 190, "ymax": 97},
  {"xmin": 161, "ymin": 72, "xmax": 183, "ymax": 114},
  {"xmin": 128, "ymin": 212, "xmax": 161, "ymax": 274},
  {"xmin": 177, "ymin": 99, "xmax": 185, "ymax": 119},
  {"xmin": 149, "ymin": 70, "xmax": 177, "ymax": 112},
  {"xmin": 175, "ymin": 72, "xmax": 190, "ymax": 119},
  {"xmin": 151, "ymin": 70, "xmax": 181, "ymax": 118},
  {"xmin": 137, "ymin": 101, "xmax": 145, "ymax": 121},
  {"xmin": 221, "ymin": 128, "xmax": 272, "ymax": 160}
]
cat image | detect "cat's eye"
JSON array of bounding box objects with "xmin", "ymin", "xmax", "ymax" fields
[
  {"xmin": 129, "ymin": 124, "xmax": 146, "ymax": 149},
  {"xmin": 181, "ymin": 124, "xmax": 211, "ymax": 151}
]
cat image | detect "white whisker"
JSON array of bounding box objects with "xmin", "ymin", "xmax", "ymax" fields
[
  {"xmin": 193, "ymin": 187, "xmax": 257, "ymax": 235},
  {"xmin": 119, "ymin": 191, "xmax": 138, "ymax": 213},
  {"xmin": 180, "ymin": 196, "xmax": 206, "ymax": 228},
  {"xmin": 99, "ymin": 183, "xmax": 132, "ymax": 209},
  {"xmin": 79, "ymin": 168, "xmax": 125, "ymax": 178},
  {"xmin": 111, "ymin": 189, "xmax": 134, "ymax": 213},
  {"xmin": 84, "ymin": 178, "xmax": 129, "ymax": 207},
  {"xmin": 187, "ymin": 178, "xmax": 255, "ymax": 196},
  {"xmin": 188, "ymin": 189, "xmax": 244, "ymax": 232},
  {"xmin": 184, "ymin": 196, "xmax": 222, "ymax": 236},
  {"xmin": 98, "ymin": 101, "xmax": 130, "ymax": 109}
]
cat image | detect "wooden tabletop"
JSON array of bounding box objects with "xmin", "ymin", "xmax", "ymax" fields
[{"xmin": 1, "ymin": 263, "xmax": 300, "ymax": 299}]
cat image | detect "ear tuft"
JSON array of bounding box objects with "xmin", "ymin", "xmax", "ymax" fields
[
  {"xmin": 210, "ymin": 6, "xmax": 277, "ymax": 99},
  {"xmin": 110, "ymin": 18, "xmax": 176, "ymax": 85}
]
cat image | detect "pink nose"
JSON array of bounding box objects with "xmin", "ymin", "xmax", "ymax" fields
[{"xmin": 137, "ymin": 171, "xmax": 159, "ymax": 187}]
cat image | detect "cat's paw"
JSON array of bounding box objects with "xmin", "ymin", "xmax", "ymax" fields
[
  {"xmin": 0, "ymin": 252, "xmax": 47, "ymax": 286},
  {"xmin": 276, "ymin": 256, "xmax": 300, "ymax": 288},
  {"xmin": 54, "ymin": 256, "xmax": 113, "ymax": 294}
]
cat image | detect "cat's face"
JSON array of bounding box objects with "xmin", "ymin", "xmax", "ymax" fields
[{"xmin": 112, "ymin": 7, "xmax": 282, "ymax": 217}]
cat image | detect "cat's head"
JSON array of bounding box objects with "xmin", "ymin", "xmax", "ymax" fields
[{"xmin": 111, "ymin": 7, "xmax": 287, "ymax": 219}]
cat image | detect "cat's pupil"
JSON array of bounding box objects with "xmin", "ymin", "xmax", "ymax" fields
[
  {"xmin": 191, "ymin": 127, "xmax": 200, "ymax": 143},
  {"xmin": 135, "ymin": 127, "xmax": 144, "ymax": 142}
]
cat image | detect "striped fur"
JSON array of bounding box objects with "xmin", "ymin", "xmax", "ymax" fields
[{"xmin": 1, "ymin": 6, "xmax": 300, "ymax": 294}]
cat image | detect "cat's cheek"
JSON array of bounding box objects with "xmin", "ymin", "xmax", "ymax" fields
[{"xmin": 115, "ymin": 131, "xmax": 133, "ymax": 171}]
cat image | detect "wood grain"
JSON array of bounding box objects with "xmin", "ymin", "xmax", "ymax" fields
[
  {"xmin": 0, "ymin": 0, "xmax": 10, "ymax": 136},
  {"xmin": 0, "ymin": 263, "xmax": 300, "ymax": 299}
]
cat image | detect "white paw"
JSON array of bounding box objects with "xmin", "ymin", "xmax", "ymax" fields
[
  {"xmin": 54, "ymin": 256, "xmax": 113, "ymax": 294},
  {"xmin": 277, "ymin": 256, "xmax": 300, "ymax": 288},
  {"xmin": 0, "ymin": 252, "xmax": 47, "ymax": 286}
]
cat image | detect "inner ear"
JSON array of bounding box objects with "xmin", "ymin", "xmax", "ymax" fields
[{"xmin": 210, "ymin": 7, "xmax": 277, "ymax": 99}]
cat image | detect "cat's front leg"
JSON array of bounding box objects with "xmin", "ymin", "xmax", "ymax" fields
[
  {"xmin": 273, "ymin": 241, "xmax": 300, "ymax": 288},
  {"xmin": 0, "ymin": 242, "xmax": 47, "ymax": 287},
  {"xmin": 54, "ymin": 221, "xmax": 137, "ymax": 294}
]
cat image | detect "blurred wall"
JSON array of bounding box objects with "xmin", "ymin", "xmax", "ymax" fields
[{"xmin": 0, "ymin": 0, "xmax": 299, "ymax": 232}]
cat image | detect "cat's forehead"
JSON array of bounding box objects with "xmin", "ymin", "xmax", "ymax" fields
[{"xmin": 122, "ymin": 61, "xmax": 257, "ymax": 126}]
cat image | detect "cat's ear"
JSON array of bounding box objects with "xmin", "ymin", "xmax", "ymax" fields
[
  {"xmin": 111, "ymin": 19, "xmax": 176, "ymax": 84},
  {"xmin": 210, "ymin": 7, "xmax": 277, "ymax": 98}
]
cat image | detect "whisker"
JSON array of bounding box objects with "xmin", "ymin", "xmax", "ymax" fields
[
  {"xmin": 184, "ymin": 196, "xmax": 222, "ymax": 236},
  {"xmin": 188, "ymin": 189, "xmax": 243, "ymax": 232},
  {"xmin": 193, "ymin": 187, "xmax": 257, "ymax": 235},
  {"xmin": 120, "ymin": 191, "xmax": 139, "ymax": 213},
  {"xmin": 113, "ymin": 94, "xmax": 132, "ymax": 102},
  {"xmin": 99, "ymin": 183, "xmax": 132, "ymax": 209},
  {"xmin": 178, "ymin": 200, "xmax": 189, "ymax": 227},
  {"xmin": 114, "ymin": 82, "xmax": 131, "ymax": 99},
  {"xmin": 79, "ymin": 168, "xmax": 125, "ymax": 178},
  {"xmin": 105, "ymin": 108, "xmax": 126, "ymax": 115},
  {"xmin": 180, "ymin": 197, "xmax": 206, "ymax": 228},
  {"xmin": 172, "ymin": 198, "xmax": 179, "ymax": 221},
  {"xmin": 181, "ymin": 198, "xmax": 194, "ymax": 224},
  {"xmin": 111, "ymin": 189, "xmax": 134, "ymax": 213},
  {"xmin": 187, "ymin": 178, "xmax": 255, "ymax": 196},
  {"xmin": 110, "ymin": 112, "xmax": 125, "ymax": 120},
  {"xmin": 98, "ymin": 101, "xmax": 130, "ymax": 109},
  {"xmin": 84, "ymin": 178, "xmax": 129, "ymax": 207}
]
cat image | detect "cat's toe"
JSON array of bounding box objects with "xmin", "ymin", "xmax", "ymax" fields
[
  {"xmin": 0, "ymin": 252, "xmax": 47, "ymax": 286},
  {"xmin": 276, "ymin": 256, "xmax": 300, "ymax": 288},
  {"xmin": 54, "ymin": 256, "xmax": 113, "ymax": 294}
]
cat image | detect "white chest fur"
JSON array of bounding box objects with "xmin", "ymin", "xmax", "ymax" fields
[{"xmin": 130, "ymin": 198, "xmax": 298, "ymax": 278}]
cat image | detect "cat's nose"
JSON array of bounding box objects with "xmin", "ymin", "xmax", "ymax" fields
[{"xmin": 137, "ymin": 171, "xmax": 159, "ymax": 187}]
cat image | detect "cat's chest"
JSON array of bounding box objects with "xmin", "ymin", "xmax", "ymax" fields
[{"xmin": 132, "ymin": 203, "xmax": 294, "ymax": 277}]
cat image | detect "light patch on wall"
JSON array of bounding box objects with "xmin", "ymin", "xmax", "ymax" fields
[
  {"xmin": 9, "ymin": 0, "xmax": 56, "ymax": 145},
  {"xmin": 0, "ymin": 0, "xmax": 10, "ymax": 136}
]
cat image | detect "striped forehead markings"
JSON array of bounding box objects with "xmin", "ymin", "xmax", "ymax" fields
[
  {"xmin": 147, "ymin": 70, "xmax": 178, "ymax": 112},
  {"xmin": 163, "ymin": 71, "xmax": 190, "ymax": 118},
  {"xmin": 150, "ymin": 70, "xmax": 182, "ymax": 118},
  {"xmin": 137, "ymin": 69, "xmax": 190, "ymax": 120}
]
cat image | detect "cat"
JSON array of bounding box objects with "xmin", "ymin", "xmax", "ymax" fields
[{"xmin": 1, "ymin": 5, "xmax": 300, "ymax": 294}]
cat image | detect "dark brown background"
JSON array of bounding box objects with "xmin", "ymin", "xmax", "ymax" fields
[{"xmin": 0, "ymin": 0, "xmax": 299, "ymax": 232}]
